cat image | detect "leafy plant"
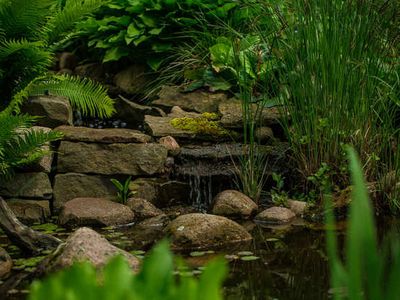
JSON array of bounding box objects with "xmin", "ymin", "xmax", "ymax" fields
[
  {"xmin": 29, "ymin": 240, "xmax": 228, "ymax": 300},
  {"xmin": 0, "ymin": 0, "xmax": 115, "ymax": 118},
  {"xmin": 0, "ymin": 111, "xmax": 63, "ymax": 179},
  {"xmin": 326, "ymin": 147, "xmax": 400, "ymax": 299},
  {"xmin": 111, "ymin": 176, "xmax": 134, "ymax": 204},
  {"xmin": 270, "ymin": 172, "xmax": 288, "ymax": 207}
]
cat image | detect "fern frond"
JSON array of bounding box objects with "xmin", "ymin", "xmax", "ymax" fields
[
  {"xmin": 0, "ymin": 0, "xmax": 54, "ymax": 40},
  {"xmin": 46, "ymin": 0, "xmax": 107, "ymax": 45},
  {"xmin": 29, "ymin": 75, "xmax": 115, "ymax": 118}
]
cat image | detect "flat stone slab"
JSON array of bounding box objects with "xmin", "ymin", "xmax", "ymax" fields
[
  {"xmin": 219, "ymin": 101, "xmax": 281, "ymax": 129},
  {"xmin": 166, "ymin": 213, "xmax": 252, "ymax": 250},
  {"xmin": 255, "ymin": 207, "xmax": 296, "ymax": 224},
  {"xmin": 55, "ymin": 126, "xmax": 152, "ymax": 144},
  {"xmin": 59, "ymin": 198, "xmax": 135, "ymax": 227},
  {"xmin": 53, "ymin": 173, "xmax": 118, "ymax": 211},
  {"xmin": 0, "ymin": 172, "xmax": 52, "ymax": 199},
  {"xmin": 57, "ymin": 141, "xmax": 168, "ymax": 175},
  {"xmin": 153, "ymin": 85, "xmax": 228, "ymax": 113},
  {"xmin": 144, "ymin": 115, "xmax": 197, "ymax": 139}
]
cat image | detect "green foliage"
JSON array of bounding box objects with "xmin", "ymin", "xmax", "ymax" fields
[
  {"xmin": 28, "ymin": 240, "xmax": 228, "ymax": 300},
  {"xmin": 0, "ymin": 110, "xmax": 62, "ymax": 178},
  {"xmin": 71, "ymin": 0, "xmax": 243, "ymax": 69},
  {"xmin": 270, "ymin": 172, "xmax": 288, "ymax": 207},
  {"xmin": 111, "ymin": 176, "xmax": 134, "ymax": 205},
  {"xmin": 326, "ymin": 147, "xmax": 400, "ymax": 299},
  {"xmin": 270, "ymin": 0, "xmax": 400, "ymax": 207},
  {"xmin": 0, "ymin": 0, "xmax": 115, "ymax": 118}
]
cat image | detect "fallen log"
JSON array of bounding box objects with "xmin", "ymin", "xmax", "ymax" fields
[{"xmin": 0, "ymin": 197, "xmax": 61, "ymax": 254}]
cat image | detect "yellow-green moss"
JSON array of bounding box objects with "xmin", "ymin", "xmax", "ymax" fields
[{"xmin": 170, "ymin": 116, "xmax": 231, "ymax": 137}]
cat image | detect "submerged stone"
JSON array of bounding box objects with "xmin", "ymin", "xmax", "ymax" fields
[{"xmin": 166, "ymin": 213, "xmax": 252, "ymax": 250}]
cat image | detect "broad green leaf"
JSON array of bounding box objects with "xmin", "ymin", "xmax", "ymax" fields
[{"xmin": 103, "ymin": 47, "xmax": 129, "ymax": 62}]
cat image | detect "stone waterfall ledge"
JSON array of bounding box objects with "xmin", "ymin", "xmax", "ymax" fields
[{"xmin": 57, "ymin": 141, "xmax": 168, "ymax": 175}]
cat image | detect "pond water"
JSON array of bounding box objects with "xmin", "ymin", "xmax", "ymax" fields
[{"xmin": 0, "ymin": 218, "xmax": 343, "ymax": 300}]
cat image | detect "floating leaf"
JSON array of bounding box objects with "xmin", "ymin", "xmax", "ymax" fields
[
  {"xmin": 238, "ymin": 251, "xmax": 253, "ymax": 256},
  {"xmin": 190, "ymin": 251, "xmax": 206, "ymax": 257},
  {"xmin": 240, "ymin": 256, "xmax": 260, "ymax": 261}
]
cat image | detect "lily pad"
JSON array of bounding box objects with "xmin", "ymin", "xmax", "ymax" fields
[
  {"xmin": 238, "ymin": 251, "xmax": 254, "ymax": 256},
  {"xmin": 240, "ymin": 256, "xmax": 260, "ymax": 261},
  {"xmin": 190, "ymin": 251, "xmax": 206, "ymax": 257}
]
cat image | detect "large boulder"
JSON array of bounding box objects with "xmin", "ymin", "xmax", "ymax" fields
[
  {"xmin": 166, "ymin": 213, "xmax": 252, "ymax": 250},
  {"xmin": 7, "ymin": 199, "xmax": 50, "ymax": 224},
  {"xmin": 0, "ymin": 247, "xmax": 12, "ymax": 279},
  {"xmin": 218, "ymin": 101, "xmax": 281, "ymax": 129},
  {"xmin": 255, "ymin": 207, "xmax": 296, "ymax": 224},
  {"xmin": 55, "ymin": 126, "xmax": 152, "ymax": 144},
  {"xmin": 212, "ymin": 190, "xmax": 258, "ymax": 219},
  {"xmin": 53, "ymin": 173, "xmax": 117, "ymax": 211},
  {"xmin": 113, "ymin": 64, "xmax": 153, "ymax": 95},
  {"xmin": 153, "ymin": 86, "xmax": 228, "ymax": 113},
  {"xmin": 21, "ymin": 96, "xmax": 73, "ymax": 128},
  {"xmin": 48, "ymin": 227, "xmax": 140, "ymax": 272},
  {"xmin": 59, "ymin": 198, "xmax": 135, "ymax": 227},
  {"xmin": 57, "ymin": 141, "xmax": 168, "ymax": 175},
  {"xmin": 0, "ymin": 172, "xmax": 52, "ymax": 199},
  {"xmin": 126, "ymin": 198, "xmax": 164, "ymax": 220}
]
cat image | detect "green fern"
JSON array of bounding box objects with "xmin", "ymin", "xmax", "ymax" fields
[{"xmin": 0, "ymin": 112, "xmax": 63, "ymax": 178}]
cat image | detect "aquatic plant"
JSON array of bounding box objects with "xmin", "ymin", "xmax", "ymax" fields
[
  {"xmin": 326, "ymin": 147, "xmax": 400, "ymax": 299},
  {"xmin": 110, "ymin": 176, "xmax": 135, "ymax": 205},
  {"xmin": 0, "ymin": 0, "xmax": 115, "ymax": 118},
  {"xmin": 266, "ymin": 0, "xmax": 400, "ymax": 209},
  {"xmin": 29, "ymin": 240, "xmax": 227, "ymax": 300}
]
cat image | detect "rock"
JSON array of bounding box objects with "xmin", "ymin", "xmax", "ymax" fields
[
  {"xmin": 166, "ymin": 213, "xmax": 252, "ymax": 250},
  {"xmin": 19, "ymin": 126, "xmax": 54, "ymax": 173},
  {"xmin": 113, "ymin": 64, "xmax": 152, "ymax": 95},
  {"xmin": 0, "ymin": 247, "xmax": 12, "ymax": 279},
  {"xmin": 74, "ymin": 63, "xmax": 106, "ymax": 83},
  {"xmin": 57, "ymin": 141, "xmax": 168, "ymax": 175},
  {"xmin": 287, "ymin": 200, "xmax": 307, "ymax": 216},
  {"xmin": 0, "ymin": 172, "xmax": 52, "ymax": 199},
  {"xmin": 53, "ymin": 173, "xmax": 117, "ymax": 211},
  {"xmin": 144, "ymin": 115, "xmax": 196, "ymax": 139},
  {"xmin": 153, "ymin": 85, "xmax": 228, "ymax": 113},
  {"xmin": 126, "ymin": 198, "xmax": 164, "ymax": 220},
  {"xmin": 59, "ymin": 52, "xmax": 77, "ymax": 70},
  {"xmin": 129, "ymin": 215, "xmax": 170, "ymax": 249},
  {"xmin": 212, "ymin": 190, "xmax": 258, "ymax": 219},
  {"xmin": 255, "ymin": 127, "xmax": 274, "ymax": 143},
  {"xmin": 129, "ymin": 178, "xmax": 190, "ymax": 208},
  {"xmin": 115, "ymin": 96, "xmax": 165, "ymax": 126},
  {"xmin": 255, "ymin": 207, "xmax": 296, "ymax": 224},
  {"xmin": 159, "ymin": 136, "xmax": 180, "ymax": 156},
  {"xmin": 48, "ymin": 227, "xmax": 139, "ymax": 272},
  {"xmin": 55, "ymin": 126, "xmax": 152, "ymax": 144},
  {"xmin": 219, "ymin": 101, "xmax": 281, "ymax": 129},
  {"xmin": 7, "ymin": 199, "xmax": 50, "ymax": 224},
  {"xmin": 21, "ymin": 96, "xmax": 73, "ymax": 128},
  {"xmin": 168, "ymin": 106, "xmax": 201, "ymax": 118},
  {"xmin": 59, "ymin": 198, "xmax": 135, "ymax": 227},
  {"xmin": 57, "ymin": 68, "xmax": 73, "ymax": 75}
]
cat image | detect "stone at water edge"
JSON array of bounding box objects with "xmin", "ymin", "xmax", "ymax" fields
[
  {"xmin": 287, "ymin": 200, "xmax": 307, "ymax": 216},
  {"xmin": 58, "ymin": 198, "xmax": 135, "ymax": 227},
  {"xmin": 159, "ymin": 136, "xmax": 181, "ymax": 156},
  {"xmin": 166, "ymin": 213, "xmax": 252, "ymax": 250},
  {"xmin": 212, "ymin": 190, "xmax": 258, "ymax": 219},
  {"xmin": 48, "ymin": 227, "xmax": 140, "ymax": 273},
  {"xmin": 0, "ymin": 247, "xmax": 12, "ymax": 279},
  {"xmin": 255, "ymin": 207, "xmax": 296, "ymax": 224},
  {"xmin": 6, "ymin": 199, "xmax": 50, "ymax": 225},
  {"xmin": 53, "ymin": 173, "xmax": 117, "ymax": 211},
  {"xmin": 126, "ymin": 198, "xmax": 165, "ymax": 220},
  {"xmin": 0, "ymin": 172, "xmax": 52, "ymax": 199}
]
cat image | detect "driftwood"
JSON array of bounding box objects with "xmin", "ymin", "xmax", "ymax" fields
[{"xmin": 0, "ymin": 197, "xmax": 61, "ymax": 254}]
